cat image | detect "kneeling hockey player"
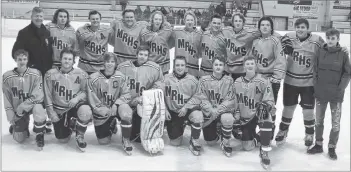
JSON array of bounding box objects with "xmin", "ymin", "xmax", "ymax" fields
[
  {"xmin": 117, "ymin": 46, "xmax": 164, "ymax": 144},
  {"xmin": 44, "ymin": 47, "xmax": 92, "ymax": 151},
  {"xmin": 3, "ymin": 49, "xmax": 47, "ymax": 150},
  {"xmin": 197, "ymin": 56, "xmax": 236, "ymax": 157},
  {"xmin": 233, "ymin": 55, "xmax": 275, "ymax": 169},
  {"xmin": 87, "ymin": 52, "xmax": 134, "ymax": 155},
  {"xmin": 164, "ymin": 56, "xmax": 203, "ymax": 155}
]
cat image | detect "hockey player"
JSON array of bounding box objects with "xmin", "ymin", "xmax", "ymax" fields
[
  {"xmin": 46, "ymin": 8, "xmax": 78, "ymax": 68},
  {"xmin": 44, "ymin": 47, "xmax": 92, "ymax": 151},
  {"xmin": 139, "ymin": 10, "xmax": 173, "ymax": 75},
  {"xmin": 233, "ymin": 55, "xmax": 275, "ymax": 169},
  {"xmin": 109, "ymin": 9, "xmax": 148, "ymax": 64},
  {"xmin": 307, "ymin": 28, "xmax": 351, "ymax": 160},
  {"xmin": 249, "ymin": 16, "xmax": 287, "ymax": 138},
  {"xmin": 198, "ymin": 14, "xmax": 227, "ymax": 77},
  {"xmin": 197, "ymin": 55, "xmax": 236, "ymax": 157},
  {"xmin": 117, "ymin": 46, "xmax": 164, "ymax": 143},
  {"xmin": 87, "ymin": 52, "xmax": 133, "ymax": 155},
  {"xmin": 164, "ymin": 56, "xmax": 203, "ymax": 155},
  {"xmin": 275, "ymin": 18, "xmax": 326, "ymax": 147},
  {"xmin": 169, "ymin": 11, "xmax": 202, "ymax": 78},
  {"xmin": 3, "ymin": 49, "xmax": 47, "ymax": 150},
  {"xmin": 76, "ymin": 10, "xmax": 112, "ymax": 75}
]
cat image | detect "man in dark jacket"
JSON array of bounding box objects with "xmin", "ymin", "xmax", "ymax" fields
[
  {"xmin": 12, "ymin": 7, "xmax": 53, "ymax": 76},
  {"xmin": 308, "ymin": 28, "xmax": 351, "ymax": 160},
  {"xmin": 11, "ymin": 7, "xmax": 53, "ymax": 134}
]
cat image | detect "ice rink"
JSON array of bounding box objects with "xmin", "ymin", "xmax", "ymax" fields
[{"xmin": 1, "ymin": 21, "xmax": 350, "ymax": 171}]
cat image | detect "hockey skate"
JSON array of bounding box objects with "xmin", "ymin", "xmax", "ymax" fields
[
  {"xmin": 122, "ymin": 137, "xmax": 133, "ymax": 155},
  {"xmin": 275, "ymin": 130, "xmax": 288, "ymax": 146},
  {"xmin": 220, "ymin": 138, "xmax": 232, "ymax": 157},
  {"xmin": 304, "ymin": 134, "xmax": 314, "ymax": 147},
  {"xmin": 260, "ymin": 147, "xmax": 271, "ymax": 170},
  {"xmin": 189, "ymin": 138, "xmax": 201, "ymax": 156},
  {"xmin": 35, "ymin": 133, "xmax": 44, "ymax": 151},
  {"xmin": 75, "ymin": 134, "xmax": 87, "ymax": 152}
]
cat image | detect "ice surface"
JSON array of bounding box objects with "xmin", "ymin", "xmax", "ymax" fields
[{"xmin": 1, "ymin": 33, "xmax": 350, "ymax": 171}]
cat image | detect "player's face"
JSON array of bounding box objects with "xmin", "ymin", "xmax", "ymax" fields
[
  {"xmin": 123, "ymin": 12, "xmax": 135, "ymax": 27},
  {"xmin": 61, "ymin": 53, "xmax": 74, "ymax": 69},
  {"xmin": 212, "ymin": 59, "xmax": 225, "ymax": 74},
  {"xmin": 185, "ymin": 15, "xmax": 195, "ymax": 29},
  {"xmin": 326, "ymin": 35, "xmax": 339, "ymax": 47},
  {"xmin": 137, "ymin": 50, "xmax": 149, "ymax": 64},
  {"xmin": 260, "ymin": 20, "xmax": 272, "ymax": 35},
  {"xmin": 104, "ymin": 58, "xmax": 116, "ymax": 72},
  {"xmin": 174, "ymin": 59, "xmax": 186, "ymax": 75},
  {"xmin": 244, "ymin": 59, "xmax": 256, "ymax": 73},
  {"xmin": 211, "ymin": 18, "xmax": 222, "ymax": 32},
  {"xmin": 153, "ymin": 14, "xmax": 163, "ymax": 29},
  {"xmin": 31, "ymin": 12, "xmax": 44, "ymax": 27},
  {"xmin": 16, "ymin": 54, "xmax": 28, "ymax": 68},
  {"xmin": 89, "ymin": 14, "xmax": 101, "ymax": 27},
  {"xmin": 232, "ymin": 15, "xmax": 244, "ymax": 30},
  {"xmin": 57, "ymin": 12, "xmax": 68, "ymax": 26},
  {"xmin": 295, "ymin": 23, "xmax": 308, "ymax": 39}
]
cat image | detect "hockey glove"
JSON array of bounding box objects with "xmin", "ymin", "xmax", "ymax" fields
[
  {"xmin": 255, "ymin": 101, "xmax": 272, "ymax": 120},
  {"xmin": 280, "ymin": 35, "xmax": 294, "ymax": 56}
]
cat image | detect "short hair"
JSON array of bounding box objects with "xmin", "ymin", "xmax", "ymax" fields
[
  {"xmin": 258, "ymin": 16, "xmax": 274, "ymax": 34},
  {"xmin": 60, "ymin": 47, "xmax": 76, "ymax": 61},
  {"xmin": 173, "ymin": 56, "xmax": 187, "ymax": 66},
  {"xmin": 13, "ymin": 49, "xmax": 29, "ymax": 60},
  {"xmin": 88, "ymin": 10, "xmax": 101, "ymax": 19},
  {"xmin": 294, "ymin": 18, "xmax": 309, "ymax": 29},
  {"xmin": 52, "ymin": 8, "xmax": 70, "ymax": 27},
  {"xmin": 31, "ymin": 7, "xmax": 43, "ymax": 15},
  {"xmin": 103, "ymin": 52, "xmax": 117, "ymax": 63},
  {"xmin": 326, "ymin": 28, "xmax": 340, "ymax": 39},
  {"xmin": 210, "ymin": 13, "xmax": 222, "ymax": 22},
  {"xmin": 122, "ymin": 9, "xmax": 135, "ymax": 17},
  {"xmin": 212, "ymin": 55, "xmax": 226, "ymax": 64},
  {"xmin": 243, "ymin": 55, "xmax": 256, "ymax": 64},
  {"xmin": 231, "ymin": 13, "xmax": 246, "ymax": 25},
  {"xmin": 136, "ymin": 45, "xmax": 150, "ymax": 55}
]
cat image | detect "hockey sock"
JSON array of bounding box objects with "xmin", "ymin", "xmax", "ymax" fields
[
  {"xmin": 271, "ymin": 115, "xmax": 276, "ymax": 139},
  {"xmin": 280, "ymin": 105, "xmax": 296, "ymax": 131},
  {"xmin": 303, "ymin": 109, "xmax": 315, "ymax": 135},
  {"xmin": 33, "ymin": 121, "xmax": 46, "ymax": 134},
  {"xmin": 191, "ymin": 123, "xmax": 201, "ymax": 139},
  {"xmin": 121, "ymin": 120, "xmax": 132, "ymax": 139},
  {"xmin": 76, "ymin": 119, "xmax": 88, "ymax": 135},
  {"xmin": 260, "ymin": 121, "xmax": 273, "ymax": 147},
  {"xmin": 221, "ymin": 125, "xmax": 233, "ymax": 139}
]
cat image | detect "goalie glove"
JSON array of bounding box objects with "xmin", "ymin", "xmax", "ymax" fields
[
  {"xmin": 255, "ymin": 101, "xmax": 272, "ymax": 120},
  {"xmin": 280, "ymin": 35, "xmax": 294, "ymax": 56}
]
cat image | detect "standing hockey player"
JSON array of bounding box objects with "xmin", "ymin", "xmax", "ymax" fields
[
  {"xmin": 197, "ymin": 56, "xmax": 236, "ymax": 157},
  {"xmin": 249, "ymin": 16, "xmax": 286, "ymax": 138},
  {"xmin": 44, "ymin": 48, "xmax": 92, "ymax": 152},
  {"xmin": 198, "ymin": 14, "xmax": 227, "ymax": 77},
  {"xmin": 3, "ymin": 49, "xmax": 47, "ymax": 150},
  {"xmin": 46, "ymin": 8, "xmax": 78, "ymax": 68},
  {"xmin": 307, "ymin": 28, "xmax": 351, "ymax": 160},
  {"xmin": 275, "ymin": 18, "xmax": 326, "ymax": 147},
  {"xmin": 76, "ymin": 10, "xmax": 112, "ymax": 75},
  {"xmin": 87, "ymin": 52, "xmax": 134, "ymax": 155},
  {"xmin": 234, "ymin": 55, "xmax": 275, "ymax": 169},
  {"xmin": 117, "ymin": 46, "xmax": 164, "ymax": 143},
  {"xmin": 109, "ymin": 9, "xmax": 148, "ymax": 64},
  {"xmin": 139, "ymin": 11, "xmax": 172, "ymax": 75},
  {"xmin": 169, "ymin": 11, "xmax": 202, "ymax": 78},
  {"xmin": 164, "ymin": 56, "xmax": 203, "ymax": 155}
]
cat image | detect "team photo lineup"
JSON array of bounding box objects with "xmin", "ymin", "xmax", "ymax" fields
[{"xmin": 3, "ymin": 3, "xmax": 350, "ymax": 170}]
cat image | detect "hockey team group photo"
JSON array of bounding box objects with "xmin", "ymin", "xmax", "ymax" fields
[{"xmin": 1, "ymin": 0, "xmax": 350, "ymax": 171}]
